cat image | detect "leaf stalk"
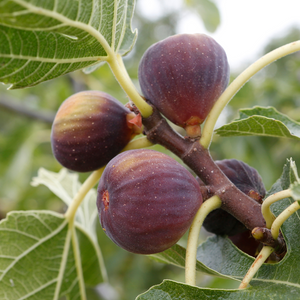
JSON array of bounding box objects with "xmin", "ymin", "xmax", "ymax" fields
[
  {"xmin": 65, "ymin": 168, "xmax": 104, "ymax": 222},
  {"xmin": 71, "ymin": 221, "xmax": 87, "ymax": 300},
  {"xmin": 261, "ymin": 189, "xmax": 292, "ymax": 228},
  {"xmin": 271, "ymin": 200, "xmax": 300, "ymax": 239},
  {"xmin": 185, "ymin": 195, "xmax": 222, "ymax": 286},
  {"xmin": 239, "ymin": 245, "xmax": 274, "ymax": 289},
  {"xmin": 200, "ymin": 40, "xmax": 300, "ymax": 149},
  {"xmin": 107, "ymin": 54, "xmax": 153, "ymax": 117}
]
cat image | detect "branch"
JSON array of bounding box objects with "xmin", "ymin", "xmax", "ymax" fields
[
  {"xmin": 0, "ymin": 96, "xmax": 55, "ymax": 124},
  {"xmin": 142, "ymin": 106, "xmax": 286, "ymax": 252},
  {"xmin": 142, "ymin": 106, "xmax": 266, "ymax": 230}
]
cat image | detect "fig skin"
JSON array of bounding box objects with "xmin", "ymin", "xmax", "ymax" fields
[
  {"xmin": 202, "ymin": 159, "xmax": 266, "ymax": 236},
  {"xmin": 138, "ymin": 33, "xmax": 230, "ymax": 131},
  {"xmin": 51, "ymin": 91, "xmax": 138, "ymax": 172},
  {"xmin": 216, "ymin": 159, "xmax": 266, "ymax": 201},
  {"xmin": 97, "ymin": 149, "xmax": 203, "ymax": 254},
  {"xmin": 229, "ymin": 230, "xmax": 261, "ymax": 257}
]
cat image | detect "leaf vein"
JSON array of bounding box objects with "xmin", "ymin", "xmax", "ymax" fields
[{"xmin": 0, "ymin": 219, "xmax": 68, "ymax": 281}]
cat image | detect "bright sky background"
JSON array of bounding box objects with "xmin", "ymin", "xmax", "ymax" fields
[{"xmin": 137, "ymin": 0, "xmax": 300, "ymax": 72}]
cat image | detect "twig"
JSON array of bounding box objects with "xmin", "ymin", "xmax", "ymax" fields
[{"xmin": 0, "ymin": 96, "xmax": 55, "ymax": 123}]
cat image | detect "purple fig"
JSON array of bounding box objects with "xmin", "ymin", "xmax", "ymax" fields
[
  {"xmin": 97, "ymin": 149, "xmax": 203, "ymax": 254},
  {"xmin": 138, "ymin": 33, "xmax": 230, "ymax": 137},
  {"xmin": 203, "ymin": 159, "xmax": 265, "ymax": 236}
]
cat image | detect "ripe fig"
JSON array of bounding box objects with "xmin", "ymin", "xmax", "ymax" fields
[
  {"xmin": 97, "ymin": 149, "xmax": 203, "ymax": 254},
  {"xmin": 51, "ymin": 91, "xmax": 141, "ymax": 172},
  {"xmin": 202, "ymin": 159, "xmax": 266, "ymax": 236},
  {"xmin": 138, "ymin": 33, "xmax": 230, "ymax": 137},
  {"xmin": 229, "ymin": 230, "xmax": 261, "ymax": 257},
  {"xmin": 216, "ymin": 159, "xmax": 266, "ymax": 202}
]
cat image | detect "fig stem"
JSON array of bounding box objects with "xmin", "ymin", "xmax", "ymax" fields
[
  {"xmin": 261, "ymin": 189, "xmax": 292, "ymax": 228},
  {"xmin": 200, "ymin": 40, "xmax": 300, "ymax": 149},
  {"xmin": 271, "ymin": 200, "xmax": 300, "ymax": 239},
  {"xmin": 65, "ymin": 168, "xmax": 105, "ymax": 222},
  {"xmin": 239, "ymin": 245, "xmax": 274, "ymax": 289},
  {"xmin": 107, "ymin": 53, "xmax": 153, "ymax": 118},
  {"xmin": 185, "ymin": 195, "xmax": 222, "ymax": 286},
  {"xmin": 122, "ymin": 136, "xmax": 154, "ymax": 152}
]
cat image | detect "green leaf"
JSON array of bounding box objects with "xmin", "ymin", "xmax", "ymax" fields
[
  {"xmin": 215, "ymin": 106, "xmax": 300, "ymax": 140},
  {"xmin": 31, "ymin": 168, "xmax": 98, "ymax": 242},
  {"xmin": 290, "ymin": 182, "xmax": 300, "ymax": 201},
  {"xmin": 30, "ymin": 168, "xmax": 108, "ymax": 284},
  {"xmin": 136, "ymin": 279, "xmax": 300, "ymax": 300},
  {"xmin": 0, "ymin": 0, "xmax": 137, "ymax": 88},
  {"xmin": 0, "ymin": 211, "xmax": 104, "ymax": 299},
  {"xmin": 150, "ymin": 244, "xmax": 233, "ymax": 280},
  {"xmin": 197, "ymin": 159, "xmax": 300, "ymax": 281}
]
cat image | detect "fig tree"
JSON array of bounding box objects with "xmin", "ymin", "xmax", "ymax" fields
[{"xmin": 97, "ymin": 149, "xmax": 203, "ymax": 254}]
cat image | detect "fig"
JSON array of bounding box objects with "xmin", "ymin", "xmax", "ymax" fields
[
  {"xmin": 51, "ymin": 91, "xmax": 141, "ymax": 172},
  {"xmin": 229, "ymin": 230, "xmax": 261, "ymax": 257},
  {"xmin": 216, "ymin": 159, "xmax": 266, "ymax": 202},
  {"xmin": 202, "ymin": 159, "xmax": 266, "ymax": 236},
  {"xmin": 97, "ymin": 149, "xmax": 203, "ymax": 254},
  {"xmin": 138, "ymin": 33, "xmax": 230, "ymax": 137}
]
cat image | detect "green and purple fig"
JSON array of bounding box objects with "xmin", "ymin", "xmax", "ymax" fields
[
  {"xmin": 138, "ymin": 33, "xmax": 230, "ymax": 137},
  {"xmin": 51, "ymin": 91, "xmax": 141, "ymax": 172},
  {"xmin": 97, "ymin": 149, "xmax": 203, "ymax": 254}
]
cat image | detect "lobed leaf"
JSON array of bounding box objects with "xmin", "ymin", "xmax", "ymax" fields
[
  {"xmin": 136, "ymin": 279, "xmax": 300, "ymax": 300},
  {"xmin": 215, "ymin": 106, "xmax": 300, "ymax": 140},
  {"xmin": 0, "ymin": 0, "xmax": 137, "ymax": 88},
  {"xmin": 0, "ymin": 211, "xmax": 104, "ymax": 299},
  {"xmin": 150, "ymin": 244, "xmax": 234, "ymax": 280}
]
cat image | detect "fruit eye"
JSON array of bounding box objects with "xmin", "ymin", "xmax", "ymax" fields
[
  {"xmin": 96, "ymin": 149, "xmax": 203, "ymax": 254},
  {"xmin": 102, "ymin": 190, "xmax": 109, "ymax": 211}
]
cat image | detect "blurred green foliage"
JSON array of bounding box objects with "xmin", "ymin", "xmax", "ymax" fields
[{"xmin": 0, "ymin": 1, "xmax": 300, "ymax": 299}]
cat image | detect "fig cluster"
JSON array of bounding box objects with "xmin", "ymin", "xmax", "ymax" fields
[
  {"xmin": 139, "ymin": 33, "xmax": 230, "ymax": 137},
  {"xmin": 49, "ymin": 33, "xmax": 240, "ymax": 255},
  {"xmin": 97, "ymin": 149, "xmax": 203, "ymax": 254}
]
